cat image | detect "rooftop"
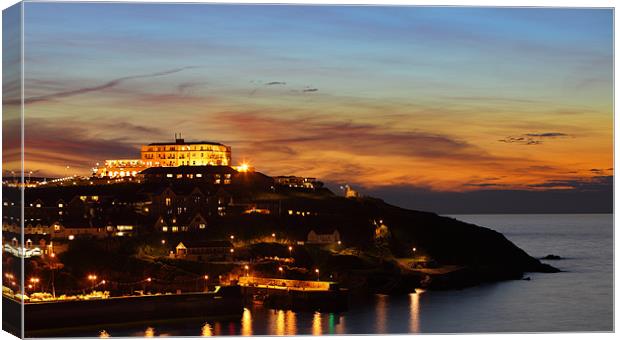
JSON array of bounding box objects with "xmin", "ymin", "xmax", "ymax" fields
[{"xmin": 147, "ymin": 138, "xmax": 226, "ymax": 147}]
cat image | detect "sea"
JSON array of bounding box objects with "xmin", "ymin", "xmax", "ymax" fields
[{"xmin": 48, "ymin": 214, "xmax": 614, "ymax": 336}]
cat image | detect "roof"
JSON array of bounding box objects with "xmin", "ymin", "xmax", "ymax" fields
[
  {"xmin": 177, "ymin": 240, "xmax": 233, "ymax": 248},
  {"xmin": 147, "ymin": 141, "xmax": 227, "ymax": 146},
  {"xmin": 140, "ymin": 165, "xmax": 237, "ymax": 175}
]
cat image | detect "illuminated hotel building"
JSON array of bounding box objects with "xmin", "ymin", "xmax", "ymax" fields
[
  {"xmin": 94, "ymin": 137, "xmax": 232, "ymax": 178},
  {"xmin": 141, "ymin": 138, "xmax": 231, "ymax": 167}
]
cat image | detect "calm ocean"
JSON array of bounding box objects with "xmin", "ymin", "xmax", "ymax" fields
[{"xmin": 51, "ymin": 214, "xmax": 614, "ymax": 336}]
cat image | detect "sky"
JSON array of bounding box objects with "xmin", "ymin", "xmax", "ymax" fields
[{"xmin": 3, "ymin": 3, "xmax": 613, "ymax": 212}]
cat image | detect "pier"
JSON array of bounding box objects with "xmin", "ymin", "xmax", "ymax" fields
[{"xmin": 238, "ymin": 277, "xmax": 348, "ymax": 312}]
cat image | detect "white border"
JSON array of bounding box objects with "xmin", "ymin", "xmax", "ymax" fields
[{"xmin": 0, "ymin": 1, "xmax": 616, "ymax": 340}]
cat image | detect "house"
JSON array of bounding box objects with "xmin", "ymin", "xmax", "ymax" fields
[
  {"xmin": 173, "ymin": 240, "xmax": 233, "ymax": 261},
  {"xmin": 307, "ymin": 229, "xmax": 341, "ymax": 244},
  {"xmin": 155, "ymin": 213, "xmax": 208, "ymax": 233}
]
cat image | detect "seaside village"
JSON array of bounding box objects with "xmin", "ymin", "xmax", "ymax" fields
[{"xmin": 2, "ymin": 136, "xmax": 370, "ymax": 302}]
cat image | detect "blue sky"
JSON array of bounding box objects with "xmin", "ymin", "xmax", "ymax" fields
[{"xmin": 4, "ymin": 3, "xmax": 612, "ymax": 202}]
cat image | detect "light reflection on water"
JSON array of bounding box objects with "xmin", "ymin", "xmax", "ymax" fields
[
  {"xmin": 113, "ymin": 291, "xmax": 422, "ymax": 337},
  {"xmin": 409, "ymin": 289, "xmax": 423, "ymax": 333}
]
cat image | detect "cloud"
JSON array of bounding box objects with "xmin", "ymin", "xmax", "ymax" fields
[
  {"xmin": 177, "ymin": 81, "xmax": 207, "ymax": 95},
  {"xmin": 265, "ymin": 81, "xmax": 287, "ymax": 86},
  {"xmin": 302, "ymin": 87, "xmax": 319, "ymax": 93},
  {"xmin": 527, "ymin": 175, "xmax": 612, "ymax": 191},
  {"xmin": 7, "ymin": 66, "xmax": 200, "ymax": 105},
  {"xmin": 5, "ymin": 118, "xmax": 164, "ymax": 176},
  {"xmin": 499, "ymin": 132, "xmax": 570, "ymax": 145},
  {"xmin": 359, "ymin": 175, "xmax": 612, "ymax": 214},
  {"xmin": 524, "ymin": 132, "xmax": 568, "ymax": 138}
]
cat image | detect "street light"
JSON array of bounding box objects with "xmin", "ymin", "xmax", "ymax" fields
[
  {"xmin": 288, "ymin": 246, "xmax": 293, "ymax": 258},
  {"xmin": 315, "ymin": 268, "xmax": 320, "ymax": 281},
  {"xmin": 161, "ymin": 239, "xmax": 166, "ymax": 245},
  {"xmin": 278, "ymin": 267, "xmax": 284, "ymax": 277},
  {"xmin": 29, "ymin": 277, "xmax": 40, "ymax": 291},
  {"xmin": 230, "ymin": 235, "xmax": 235, "ymax": 241},
  {"xmin": 244, "ymin": 265, "xmax": 249, "ymax": 277},
  {"xmin": 88, "ymin": 274, "xmax": 97, "ymax": 290}
]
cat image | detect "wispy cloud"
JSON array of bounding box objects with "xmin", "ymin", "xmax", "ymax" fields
[
  {"xmin": 8, "ymin": 66, "xmax": 200, "ymax": 105},
  {"xmin": 499, "ymin": 132, "xmax": 570, "ymax": 145}
]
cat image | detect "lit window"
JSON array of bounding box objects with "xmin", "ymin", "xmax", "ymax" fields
[
  {"xmin": 58, "ymin": 203, "xmax": 64, "ymax": 208},
  {"xmin": 68, "ymin": 235, "xmax": 75, "ymax": 240},
  {"xmin": 177, "ymin": 174, "xmax": 183, "ymax": 179},
  {"xmin": 162, "ymin": 226, "xmax": 168, "ymax": 232},
  {"xmin": 165, "ymin": 198, "xmax": 171, "ymax": 206},
  {"xmin": 117, "ymin": 225, "xmax": 133, "ymax": 231},
  {"xmin": 35, "ymin": 203, "xmax": 41, "ymax": 208},
  {"xmin": 54, "ymin": 225, "xmax": 61, "ymax": 231},
  {"xmin": 172, "ymin": 226, "xmax": 178, "ymax": 232},
  {"xmin": 288, "ymin": 210, "xmax": 293, "ymax": 215},
  {"xmin": 166, "ymin": 174, "xmax": 173, "ymax": 178},
  {"xmin": 196, "ymin": 174, "xmax": 203, "ymax": 178},
  {"xmin": 199, "ymin": 223, "xmax": 206, "ymax": 229}
]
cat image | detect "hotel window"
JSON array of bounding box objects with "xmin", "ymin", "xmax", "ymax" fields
[
  {"xmin": 35, "ymin": 203, "xmax": 41, "ymax": 208},
  {"xmin": 196, "ymin": 174, "xmax": 203, "ymax": 178},
  {"xmin": 58, "ymin": 203, "xmax": 63, "ymax": 208},
  {"xmin": 199, "ymin": 223, "xmax": 206, "ymax": 229},
  {"xmin": 162, "ymin": 226, "xmax": 168, "ymax": 232},
  {"xmin": 215, "ymin": 179, "xmax": 221, "ymax": 184},
  {"xmin": 225, "ymin": 174, "xmax": 231, "ymax": 179},
  {"xmin": 172, "ymin": 226, "xmax": 179, "ymax": 232},
  {"xmin": 166, "ymin": 174, "xmax": 173, "ymax": 178},
  {"xmin": 54, "ymin": 225, "xmax": 61, "ymax": 231},
  {"xmin": 165, "ymin": 198, "xmax": 172, "ymax": 206},
  {"xmin": 177, "ymin": 174, "xmax": 183, "ymax": 179}
]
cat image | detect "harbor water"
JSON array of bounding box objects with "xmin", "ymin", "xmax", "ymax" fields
[{"xmin": 42, "ymin": 214, "xmax": 613, "ymax": 336}]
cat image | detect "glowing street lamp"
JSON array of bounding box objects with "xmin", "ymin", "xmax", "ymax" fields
[
  {"xmin": 230, "ymin": 235, "xmax": 235, "ymax": 241},
  {"xmin": 278, "ymin": 267, "xmax": 284, "ymax": 277},
  {"xmin": 271, "ymin": 233, "xmax": 276, "ymax": 241},
  {"xmin": 244, "ymin": 265, "xmax": 249, "ymax": 277},
  {"xmin": 161, "ymin": 239, "xmax": 166, "ymax": 245},
  {"xmin": 146, "ymin": 277, "xmax": 152, "ymax": 282},
  {"xmin": 315, "ymin": 268, "xmax": 320, "ymax": 281},
  {"xmin": 288, "ymin": 246, "xmax": 293, "ymax": 257},
  {"xmin": 237, "ymin": 162, "xmax": 250, "ymax": 173},
  {"xmin": 29, "ymin": 277, "xmax": 40, "ymax": 291},
  {"xmin": 88, "ymin": 274, "xmax": 97, "ymax": 290}
]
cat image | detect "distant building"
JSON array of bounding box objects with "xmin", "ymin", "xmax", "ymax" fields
[
  {"xmin": 343, "ymin": 185, "xmax": 359, "ymax": 198},
  {"xmin": 274, "ymin": 176, "xmax": 322, "ymax": 189},
  {"xmin": 141, "ymin": 136, "xmax": 231, "ymax": 167},
  {"xmin": 94, "ymin": 159, "xmax": 148, "ymax": 179},
  {"xmin": 307, "ymin": 229, "xmax": 341, "ymax": 244},
  {"xmin": 173, "ymin": 240, "xmax": 233, "ymax": 261},
  {"xmin": 93, "ymin": 136, "xmax": 232, "ymax": 178}
]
